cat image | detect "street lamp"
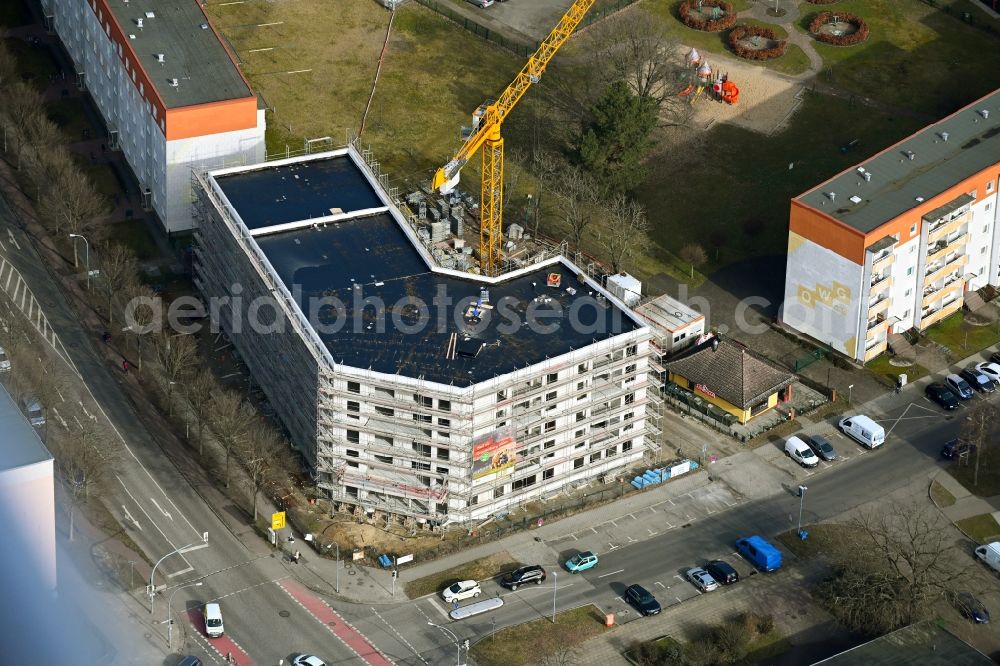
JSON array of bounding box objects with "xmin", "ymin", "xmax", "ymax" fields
[
  {"xmin": 148, "ymin": 542, "xmax": 202, "ymax": 614},
  {"xmin": 797, "ymin": 485, "xmax": 808, "ymax": 540},
  {"xmin": 68, "ymin": 233, "xmax": 91, "ymax": 290},
  {"xmin": 164, "ymin": 581, "xmax": 203, "ymax": 648},
  {"xmin": 428, "ymin": 621, "xmax": 467, "ymax": 666},
  {"xmin": 552, "ymin": 571, "xmax": 558, "ymax": 623},
  {"xmin": 848, "ymin": 384, "xmax": 854, "ymax": 405}
]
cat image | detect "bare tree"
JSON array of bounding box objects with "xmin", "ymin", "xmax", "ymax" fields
[
  {"xmin": 0, "ymin": 41, "xmax": 16, "ymax": 89},
  {"xmin": 211, "ymin": 389, "xmax": 256, "ymax": 488},
  {"xmin": 0, "ymin": 294, "xmax": 34, "ymax": 358},
  {"xmin": 122, "ymin": 283, "xmax": 162, "ymax": 371},
  {"xmin": 37, "ymin": 169, "xmax": 109, "ymax": 243},
  {"xmin": 152, "ymin": 332, "xmax": 198, "ymax": 415},
  {"xmin": 818, "ymin": 502, "xmax": 962, "ymax": 636},
  {"xmin": 586, "ymin": 9, "xmax": 693, "ymax": 128},
  {"xmin": 539, "ymin": 646, "xmax": 582, "ymax": 666},
  {"xmin": 528, "ymin": 149, "xmax": 562, "ymax": 240},
  {"xmin": 599, "ymin": 194, "xmax": 650, "ymax": 273},
  {"xmin": 57, "ymin": 419, "xmax": 119, "ymax": 541},
  {"xmin": 554, "ymin": 164, "xmax": 598, "ymax": 250},
  {"xmin": 680, "ymin": 243, "xmax": 707, "ymax": 278},
  {"xmin": 0, "ymin": 81, "xmax": 44, "ymax": 167},
  {"xmin": 99, "ymin": 244, "xmax": 140, "ymax": 324},
  {"xmin": 239, "ymin": 426, "xmax": 287, "ymax": 521},
  {"xmin": 962, "ymin": 400, "xmax": 997, "ymax": 487},
  {"xmin": 185, "ymin": 368, "xmax": 217, "ymax": 457}
]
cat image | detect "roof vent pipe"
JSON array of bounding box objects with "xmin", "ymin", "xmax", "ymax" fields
[
  {"xmin": 907, "ymin": 151, "xmax": 915, "ymax": 160},
  {"xmin": 156, "ymin": 53, "xmax": 164, "ymax": 63},
  {"xmin": 136, "ymin": 17, "xmax": 143, "ymax": 29},
  {"xmin": 864, "ymin": 172, "xmax": 872, "ymax": 182},
  {"xmin": 941, "ymin": 132, "xmax": 949, "ymax": 141},
  {"xmin": 828, "ymin": 191, "xmax": 837, "ymax": 202},
  {"xmin": 982, "ymin": 109, "xmax": 990, "ymax": 120}
]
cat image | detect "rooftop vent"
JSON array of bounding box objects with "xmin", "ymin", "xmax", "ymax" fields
[
  {"xmin": 136, "ymin": 17, "xmax": 143, "ymax": 28},
  {"xmin": 916, "ymin": 196, "xmax": 925, "ymax": 203},
  {"xmin": 863, "ymin": 171, "xmax": 872, "ymax": 182},
  {"xmin": 982, "ymin": 109, "xmax": 991, "ymax": 120},
  {"xmin": 155, "ymin": 53, "xmax": 164, "ymax": 63},
  {"xmin": 200, "ymin": 23, "xmax": 209, "ymax": 30},
  {"xmin": 169, "ymin": 78, "xmax": 179, "ymax": 87},
  {"xmin": 128, "ymin": 33, "xmax": 135, "ymax": 39},
  {"xmin": 906, "ymin": 150, "xmax": 915, "ymax": 160},
  {"xmin": 828, "ymin": 191, "xmax": 837, "ymax": 202},
  {"xmin": 941, "ymin": 131, "xmax": 949, "ymax": 141},
  {"xmin": 850, "ymin": 195, "xmax": 862, "ymax": 204},
  {"xmin": 856, "ymin": 167, "xmax": 866, "ymax": 174},
  {"xmin": 145, "ymin": 11, "xmax": 155, "ymax": 18}
]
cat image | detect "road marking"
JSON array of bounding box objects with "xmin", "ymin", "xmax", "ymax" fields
[
  {"xmin": 121, "ymin": 505, "xmax": 142, "ymax": 531},
  {"xmin": 648, "ymin": 506, "xmax": 657, "ymax": 513},
  {"xmin": 427, "ymin": 598, "xmax": 451, "ymax": 621},
  {"xmin": 569, "ymin": 534, "xmax": 578, "ymax": 541},
  {"xmin": 626, "ymin": 536, "xmax": 636, "ymax": 543},
  {"xmin": 167, "ymin": 566, "xmax": 194, "ymax": 578},
  {"xmin": 706, "ymin": 509, "xmax": 715, "ymax": 515},
  {"xmin": 647, "ymin": 529, "xmax": 657, "ymax": 536},
  {"xmin": 676, "ymin": 596, "xmax": 683, "ymax": 603},
  {"xmin": 673, "ymin": 574, "xmax": 684, "ymax": 581},
  {"xmin": 6, "ymin": 229, "xmax": 20, "ymax": 250},
  {"xmin": 664, "ymin": 521, "xmax": 673, "ymax": 529},
  {"xmin": 609, "ymin": 519, "xmax": 618, "ymax": 527},
  {"xmin": 372, "ymin": 607, "xmax": 428, "ymax": 664},
  {"xmin": 590, "ymin": 527, "xmax": 598, "ymax": 534},
  {"xmin": 726, "ymin": 501, "xmax": 739, "ymax": 507},
  {"xmin": 608, "ymin": 543, "xmax": 619, "ymax": 551},
  {"xmin": 654, "ymin": 581, "xmax": 665, "ymax": 589},
  {"xmin": 628, "ymin": 513, "xmax": 637, "ymax": 520},
  {"xmin": 149, "ymin": 497, "xmax": 173, "ymax": 520}
]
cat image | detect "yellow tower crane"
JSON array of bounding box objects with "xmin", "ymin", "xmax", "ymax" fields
[{"xmin": 432, "ymin": 0, "xmax": 594, "ymax": 277}]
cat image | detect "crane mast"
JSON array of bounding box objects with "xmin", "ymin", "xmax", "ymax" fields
[{"xmin": 432, "ymin": 0, "xmax": 594, "ymax": 277}]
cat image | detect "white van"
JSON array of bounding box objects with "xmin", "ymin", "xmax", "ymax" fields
[
  {"xmin": 838, "ymin": 415, "xmax": 885, "ymax": 449},
  {"xmin": 784, "ymin": 436, "xmax": 819, "ymax": 468},
  {"xmin": 204, "ymin": 603, "xmax": 224, "ymax": 638}
]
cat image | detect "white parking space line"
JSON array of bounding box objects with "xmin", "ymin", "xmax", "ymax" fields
[
  {"xmin": 427, "ymin": 598, "xmax": 452, "ymax": 621},
  {"xmin": 598, "ymin": 569, "xmax": 625, "ymax": 579},
  {"xmin": 654, "ymin": 581, "xmax": 665, "ymax": 589},
  {"xmin": 647, "ymin": 529, "xmax": 657, "ymax": 536}
]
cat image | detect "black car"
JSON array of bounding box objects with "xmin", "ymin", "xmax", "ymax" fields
[
  {"xmin": 942, "ymin": 439, "xmax": 977, "ymax": 459},
  {"xmin": 500, "ymin": 565, "xmax": 546, "ymax": 590},
  {"xmin": 990, "ymin": 351, "xmax": 1000, "ymax": 366},
  {"xmin": 804, "ymin": 435, "xmax": 837, "ymax": 461},
  {"xmin": 704, "ymin": 560, "xmax": 739, "ymax": 585},
  {"xmin": 925, "ymin": 383, "xmax": 960, "ymax": 410},
  {"xmin": 954, "ymin": 591, "xmax": 991, "ymax": 624},
  {"xmin": 961, "ymin": 367, "xmax": 997, "ymax": 394},
  {"xmin": 625, "ymin": 584, "xmax": 661, "ymax": 616}
]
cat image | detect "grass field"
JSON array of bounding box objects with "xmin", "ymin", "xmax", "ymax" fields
[
  {"xmin": 46, "ymin": 97, "xmax": 93, "ymax": 143},
  {"xmin": 951, "ymin": 447, "xmax": 1000, "ymax": 498},
  {"xmin": 469, "ymin": 605, "xmax": 609, "ymax": 666},
  {"xmin": 922, "ymin": 312, "xmax": 1000, "ymax": 359},
  {"xmin": 930, "ymin": 479, "xmax": 957, "ymax": 508},
  {"xmin": 866, "ymin": 355, "xmax": 929, "ymax": 385},
  {"xmin": 796, "ymin": 0, "xmax": 1000, "ymax": 116},
  {"xmin": 403, "ymin": 551, "xmax": 518, "ymax": 599},
  {"xmin": 957, "ymin": 513, "xmax": 1000, "ymax": 543}
]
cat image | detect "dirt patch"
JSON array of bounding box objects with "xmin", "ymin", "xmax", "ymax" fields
[{"xmin": 404, "ymin": 551, "xmax": 519, "ymax": 598}]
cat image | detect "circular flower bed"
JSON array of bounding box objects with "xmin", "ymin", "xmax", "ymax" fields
[
  {"xmin": 728, "ymin": 24, "xmax": 788, "ymax": 61},
  {"xmin": 679, "ymin": 0, "xmax": 737, "ymax": 32},
  {"xmin": 809, "ymin": 11, "xmax": 869, "ymax": 46}
]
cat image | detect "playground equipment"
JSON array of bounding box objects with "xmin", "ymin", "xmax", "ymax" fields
[{"xmin": 677, "ymin": 49, "xmax": 739, "ymax": 105}]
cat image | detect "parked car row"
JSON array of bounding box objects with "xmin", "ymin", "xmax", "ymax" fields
[{"xmin": 784, "ymin": 414, "xmax": 886, "ymax": 469}]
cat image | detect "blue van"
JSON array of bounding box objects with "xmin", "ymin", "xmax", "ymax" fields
[{"xmin": 736, "ymin": 536, "xmax": 782, "ymax": 572}]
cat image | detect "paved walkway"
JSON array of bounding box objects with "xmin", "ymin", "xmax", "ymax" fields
[{"xmin": 933, "ymin": 469, "xmax": 1000, "ymax": 537}]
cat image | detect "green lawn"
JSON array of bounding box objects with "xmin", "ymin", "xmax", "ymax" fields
[
  {"xmin": 46, "ymin": 97, "xmax": 96, "ymax": 143},
  {"xmin": 956, "ymin": 513, "xmax": 1000, "ymax": 543},
  {"xmin": 108, "ymin": 220, "xmax": 159, "ymax": 262},
  {"xmin": 866, "ymin": 355, "xmax": 928, "ymax": 386},
  {"xmin": 921, "ymin": 312, "xmax": 1000, "ymax": 359},
  {"xmin": 930, "ymin": 479, "xmax": 957, "ymax": 508},
  {"xmin": 403, "ymin": 551, "xmax": 518, "ymax": 599},
  {"xmin": 470, "ymin": 605, "xmax": 609, "ymax": 666},
  {"xmin": 798, "ymin": 0, "xmax": 1000, "ymax": 116},
  {"xmin": 950, "ymin": 446, "xmax": 1000, "ymax": 498},
  {"xmin": 778, "ymin": 522, "xmax": 863, "ymax": 559},
  {"xmin": 635, "ymin": 91, "xmax": 926, "ymax": 272}
]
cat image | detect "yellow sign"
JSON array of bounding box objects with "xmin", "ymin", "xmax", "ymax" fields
[
  {"xmin": 271, "ymin": 511, "xmax": 286, "ymax": 530},
  {"xmin": 796, "ymin": 281, "xmax": 851, "ymax": 310}
]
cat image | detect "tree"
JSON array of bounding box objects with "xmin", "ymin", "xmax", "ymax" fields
[
  {"xmin": 528, "ymin": 149, "xmax": 562, "ymax": 240},
  {"xmin": 0, "ymin": 81, "xmax": 44, "ymax": 167},
  {"xmin": 239, "ymin": 426, "xmax": 287, "ymax": 522},
  {"xmin": 599, "ymin": 194, "xmax": 650, "ymax": 273},
  {"xmin": 680, "ymin": 243, "xmax": 707, "ymax": 278},
  {"xmin": 554, "ymin": 165, "xmax": 598, "ymax": 250},
  {"xmin": 58, "ymin": 419, "xmax": 119, "ymax": 541},
  {"xmin": 37, "ymin": 168, "xmax": 108, "ymax": 241},
  {"xmin": 586, "ymin": 10, "xmax": 692, "ymax": 128},
  {"xmin": 961, "ymin": 400, "xmax": 997, "ymax": 487},
  {"xmin": 122, "ymin": 283, "xmax": 162, "ymax": 371},
  {"xmin": 186, "ymin": 368, "xmax": 217, "ymax": 457},
  {"xmin": 211, "ymin": 389, "xmax": 255, "ymax": 488},
  {"xmin": 99, "ymin": 244, "xmax": 140, "ymax": 324},
  {"xmin": 577, "ymin": 80, "xmax": 658, "ymax": 196},
  {"xmin": 0, "ymin": 41, "xmax": 16, "ymax": 90},
  {"xmin": 818, "ymin": 502, "xmax": 961, "ymax": 636},
  {"xmin": 152, "ymin": 332, "xmax": 198, "ymax": 415}
]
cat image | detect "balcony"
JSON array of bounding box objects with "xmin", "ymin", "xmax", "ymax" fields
[
  {"xmin": 923, "ymin": 254, "xmax": 968, "ymax": 286},
  {"xmin": 870, "ymin": 272, "xmax": 893, "ymax": 292},
  {"xmin": 863, "ymin": 338, "xmax": 888, "ymax": 362},
  {"xmin": 926, "ymin": 213, "xmax": 967, "ymax": 244},
  {"xmin": 926, "ymin": 233, "xmax": 968, "ymax": 263},
  {"xmin": 922, "ymin": 276, "xmax": 964, "ymax": 308},
  {"xmin": 866, "ymin": 313, "xmax": 888, "ymax": 337},
  {"xmin": 920, "ymin": 297, "xmax": 963, "ymax": 329},
  {"xmin": 868, "ymin": 294, "xmax": 890, "ymax": 317},
  {"xmin": 870, "ymin": 250, "xmax": 895, "ymax": 270}
]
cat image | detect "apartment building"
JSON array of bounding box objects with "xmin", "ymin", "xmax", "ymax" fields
[
  {"xmin": 781, "ymin": 89, "xmax": 1000, "ymax": 362},
  {"xmin": 42, "ymin": 0, "xmax": 265, "ymax": 233},
  {"xmin": 193, "ymin": 144, "xmax": 662, "ymax": 525}
]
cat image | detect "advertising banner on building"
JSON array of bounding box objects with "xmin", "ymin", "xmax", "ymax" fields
[{"xmin": 472, "ymin": 430, "xmax": 517, "ymax": 480}]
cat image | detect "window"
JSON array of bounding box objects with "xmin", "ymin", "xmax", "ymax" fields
[
  {"xmin": 910, "ymin": 245, "xmax": 916, "ymax": 254},
  {"xmin": 626, "ymin": 344, "xmax": 637, "ymax": 357},
  {"xmin": 673, "ymin": 332, "xmax": 686, "ymax": 343},
  {"xmin": 346, "ymin": 449, "xmax": 359, "ymax": 458},
  {"xmin": 347, "ymin": 460, "xmax": 359, "ymax": 468},
  {"xmin": 412, "ymin": 442, "xmax": 431, "ymax": 457},
  {"xmin": 902, "ymin": 309, "xmax": 911, "ymax": 319},
  {"xmin": 347, "ymin": 400, "xmax": 360, "ymax": 413},
  {"xmin": 512, "ymin": 475, "xmax": 537, "ymax": 490},
  {"xmin": 625, "ymin": 393, "xmax": 635, "ymax": 405},
  {"xmin": 437, "ymin": 448, "xmax": 450, "ymax": 460},
  {"xmin": 623, "ymin": 440, "xmax": 633, "ymax": 453},
  {"xmin": 374, "ymin": 454, "xmax": 392, "ymax": 464},
  {"xmin": 904, "ymin": 288, "xmax": 912, "ymax": 297},
  {"xmin": 411, "ymin": 460, "xmax": 431, "ymax": 471},
  {"xmin": 575, "ymin": 428, "xmax": 586, "ymax": 439},
  {"xmin": 545, "ymin": 420, "xmax": 556, "ymax": 433},
  {"xmin": 496, "ymin": 409, "xmax": 506, "ymax": 419},
  {"xmin": 415, "ymin": 394, "xmax": 432, "ymax": 408},
  {"xmin": 347, "ymin": 430, "xmax": 360, "ymax": 444},
  {"xmin": 438, "ymin": 399, "xmax": 451, "ymax": 411},
  {"xmin": 439, "ymin": 417, "xmax": 450, "ymax": 427},
  {"xmin": 906, "ymin": 267, "xmax": 914, "ymax": 276},
  {"xmin": 413, "ymin": 413, "xmax": 432, "ymax": 424},
  {"xmin": 543, "ymin": 468, "xmax": 554, "ymax": 480},
  {"xmin": 437, "ymin": 467, "xmax": 449, "ymax": 475},
  {"xmin": 471, "ymin": 494, "xmax": 479, "ymax": 506},
  {"xmin": 590, "ymin": 452, "xmax": 601, "ymax": 463},
  {"xmin": 347, "ymin": 381, "xmax": 360, "ymax": 394},
  {"xmin": 547, "ymin": 373, "xmax": 559, "ymax": 384},
  {"xmin": 606, "ymin": 446, "xmax": 617, "ymax": 457},
  {"xmin": 494, "ymin": 486, "xmax": 506, "ymax": 499},
  {"xmin": 988, "ymin": 180, "xmax": 995, "ymax": 193},
  {"xmin": 543, "ymin": 440, "xmax": 555, "ymax": 450},
  {"xmin": 496, "ymin": 390, "xmax": 508, "ymax": 401},
  {"xmin": 545, "ymin": 391, "xmax": 558, "ymax": 402},
  {"xmin": 575, "ymin": 441, "xmax": 586, "ymax": 449},
  {"xmin": 574, "ymin": 457, "xmax": 585, "ymax": 469},
  {"xmin": 983, "ymin": 246, "xmax": 989, "ymax": 254},
  {"xmin": 578, "ymin": 363, "xmax": 589, "ymax": 374},
  {"xmin": 910, "ymin": 223, "xmax": 917, "ymax": 236},
  {"xmin": 625, "ymin": 364, "xmax": 636, "ymax": 374},
  {"xmin": 375, "ymin": 406, "xmax": 393, "ymax": 417},
  {"xmin": 576, "ymin": 411, "xmax": 587, "ymax": 422}
]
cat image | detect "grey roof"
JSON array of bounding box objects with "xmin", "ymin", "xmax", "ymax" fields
[
  {"xmin": 106, "ymin": 0, "xmax": 251, "ymax": 108},
  {"xmin": 665, "ymin": 337, "xmax": 793, "ymax": 409},
  {"xmin": 797, "ymin": 90, "xmax": 1000, "ymax": 233},
  {"xmin": 812, "ymin": 621, "xmax": 992, "ymax": 666},
  {"xmin": 0, "ymin": 385, "xmax": 51, "ymax": 471},
  {"xmin": 635, "ymin": 294, "xmax": 704, "ymax": 333},
  {"xmin": 216, "ymin": 154, "xmax": 643, "ymax": 386}
]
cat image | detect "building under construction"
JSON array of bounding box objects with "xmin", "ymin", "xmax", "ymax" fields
[{"xmin": 194, "ymin": 143, "xmax": 663, "ymax": 525}]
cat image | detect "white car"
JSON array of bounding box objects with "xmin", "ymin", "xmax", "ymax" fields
[
  {"xmin": 976, "ymin": 362, "xmax": 1000, "ymax": 384},
  {"xmin": 686, "ymin": 567, "xmax": 719, "ymax": 592},
  {"xmin": 441, "ymin": 579, "xmax": 482, "ymax": 603},
  {"xmin": 0, "ymin": 346, "xmax": 10, "ymax": 372},
  {"xmin": 292, "ymin": 656, "xmax": 326, "ymax": 666},
  {"xmin": 784, "ymin": 436, "xmax": 818, "ymax": 468}
]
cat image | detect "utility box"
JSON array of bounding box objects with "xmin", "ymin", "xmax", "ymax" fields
[{"xmin": 606, "ymin": 272, "xmax": 642, "ymax": 307}]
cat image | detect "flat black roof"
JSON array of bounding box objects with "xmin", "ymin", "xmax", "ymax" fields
[
  {"xmin": 253, "ymin": 213, "xmax": 639, "ymax": 385},
  {"xmin": 0, "ymin": 386, "xmax": 51, "ymax": 471},
  {"xmin": 107, "ymin": 0, "xmax": 251, "ymax": 108},
  {"xmin": 216, "ymin": 158, "xmax": 383, "ymax": 230}
]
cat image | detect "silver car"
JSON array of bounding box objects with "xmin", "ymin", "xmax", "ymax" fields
[{"xmin": 686, "ymin": 567, "xmax": 719, "ymax": 592}]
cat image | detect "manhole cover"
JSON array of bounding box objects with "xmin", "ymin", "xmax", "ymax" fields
[
  {"xmin": 278, "ymin": 610, "xmax": 291, "ymax": 618},
  {"xmin": 327, "ymin": 621, "xmax": 337, "ymax": 628}
]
